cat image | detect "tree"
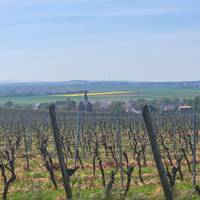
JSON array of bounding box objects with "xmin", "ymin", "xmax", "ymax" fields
[
  {"xmin": 193, "ymin": 96, "xmax": 200, "ymax": 111},
  {"xmin": 135, "ymin": 99, "xmax": 147, "ymax": 110},
  {"xmin": 65, "ymin": 98, "xmax": 76, "ymax": 111},
  {"xmin": 79, "ymin": 101, "xmax": 85, "ymax": 112},
  {"xmin": 4, "ymin": 101, "xmax": 14, "ymax": 108},
  {"xmin": 109, "ymin": 101, "xmax": 125, "ymax": 113},
  {"xmin": 86, "ymin": 102, "xmax": 93, "ymax": 112}
]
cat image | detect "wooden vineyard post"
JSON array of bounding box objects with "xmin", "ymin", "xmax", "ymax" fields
[
  {"xmin": 116, "ymin": 121, "xmax": 124, "ymax": 187},
  {"xmin": 74, "ymin": 112, "xmax": 80, "ymax": 168},
  {"xmin": 21, "ymin": 114, "xmax": 30, "ymax": 171},
  {"xmin": 192, "ymin": 111, "xmax": 197, "ymax": 186},
  {"xmin": 49, "ymin": 104, "xmax": 72, "ymax": 200},
  {"xmin": 142, "ymin": 105, "xmax": 173, "ymax": 200},
  {"xmin": 172, "ymin": 125, "xmax": 176, "ymax": 152}
]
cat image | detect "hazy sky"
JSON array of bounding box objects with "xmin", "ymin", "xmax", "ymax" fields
[{"xmin": 0, "ymin": 0, "xmax": 200, "ymax": 82}]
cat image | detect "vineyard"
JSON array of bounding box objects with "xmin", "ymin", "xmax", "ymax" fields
[{"xmin": 0, "ymin": 106, "xmax": 200, "ymax": 200}]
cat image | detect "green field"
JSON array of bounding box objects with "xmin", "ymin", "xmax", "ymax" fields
[{"xmin": 0, "ymin": 88, "xmax": 200, "ymax": 105}]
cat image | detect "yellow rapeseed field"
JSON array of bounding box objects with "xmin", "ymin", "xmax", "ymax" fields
[{"xmin": 53, "ymin": 91, "xmax": 133, "ymax": 97}]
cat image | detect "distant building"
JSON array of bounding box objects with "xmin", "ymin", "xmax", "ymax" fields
[
  {"xmin": 125, "ymin": 102, "xmax": 141, "ymax": 114},
  {"xmin": 162, "ymin": 104, "xmax": 176, "ymax": 112},
  {"xmin": 34, "ymin": 103, "xmax": 50, "ymax": 110},
  {"xmin": 34, "ymin": 103, "xmax": 41, "ymax": 110},
  {"xmin": 178, "ymin": 105, "xmax": 192, "ymax": 112},
  {"xmin": 125, "ymin": 102, "xmax": 134, "ymax": 112},
  {"xmin": 95, "ymin": 102, "xmax": 110, "ymax": 112}
]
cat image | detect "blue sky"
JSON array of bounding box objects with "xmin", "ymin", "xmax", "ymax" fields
[{"xmin": 0, "ymin": 0, "xmax": 200, "ymax": 81}]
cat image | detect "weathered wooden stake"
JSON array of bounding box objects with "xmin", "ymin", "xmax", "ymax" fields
[
  {"xmin": 172, "ymin": 123, "xmax": 176, "ymax": 152},
  {"xmin": 142, "ymin": 105, "xmax": 173, "ymax": 200},
  {"xmin": 49, "ymin": 104, "xmax": 72, "ymax": 200},
  {"xmin": 74, "ymin": 112, "xmax": 80, "ymax": 168},
  {"xmin": 21, "ymin": 115, "xmax": 30, "ymax": 171},
  {"xmin": 116, "ymin": 122, "xmax": 124, "ymax": 187},
  {"xmin": 192, "ymin": 112, "xmax": 197, "ymax": 186}
]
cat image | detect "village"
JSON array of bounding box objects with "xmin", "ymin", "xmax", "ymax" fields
[{"xmin": 33, "ymin": 90, "xmax": 193, "ymax": 113}]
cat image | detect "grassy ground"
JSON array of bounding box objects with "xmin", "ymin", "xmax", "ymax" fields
[
  {"xmin": 0, "ymin": 88, "xmax": 200, "ymax": 105},
  {"xmin": 1, "ymin": 151, "xmax": 200, "ymax": 200}
]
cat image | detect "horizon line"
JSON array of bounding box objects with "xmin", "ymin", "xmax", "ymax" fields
[{"xmin": 0, "ymin": 80, "xmax": 200, "ymax": 84}]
